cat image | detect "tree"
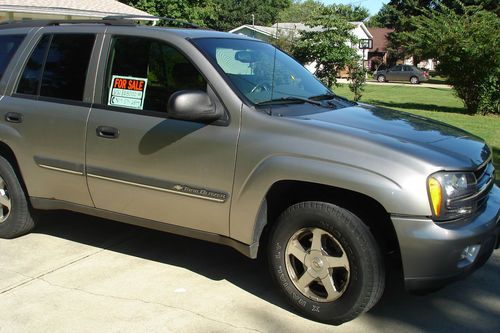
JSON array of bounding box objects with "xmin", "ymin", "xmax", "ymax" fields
[
  {"xmin": 348, "ymin": 65, "xmax": 367, "ymax": 101},
  {"xmin": 330, "ymin": 4, "xmax": 369, "ymax": 21},
  {"xmin": 402, "ymin": 3, "xmax": 500, "ymax": 114},
  {"xmin": 280, "ymin": 1, "xmax": 369, "ymax": 23},
  {"xmin": 367, "ymin": 0, "xmax": 499, "ymax": 60},
  {"xmin": 292, "ymin": 8, "xmax": 360, "ymax": 87},
  {"xmin": 118, "ymin": 0, "xmax": 219, "ymax": 27},
  {"xmin": 278, "ymin": 0, "xmax": 324, "ymax": 22},
  {"xmin": 119, "ymin": 0, "xmax": 291, "ymax": 30},
  {"xmin": 210, "ymin": 0, "xmax": 292, "ymax": 31}
]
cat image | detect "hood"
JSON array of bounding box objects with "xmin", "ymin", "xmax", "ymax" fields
[{"xmin": 284, "ymin": 104, "xmax": 490, "ymax": 170}]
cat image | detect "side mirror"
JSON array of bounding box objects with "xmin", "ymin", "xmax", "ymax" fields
[{"xmin": 167, "ymin": 90, "xmax": 222, "ymax": 122}]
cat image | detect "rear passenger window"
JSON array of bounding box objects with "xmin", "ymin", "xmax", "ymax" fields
[
  {"xmin": 0, "ymin": 34, "xmax": 25, "ymax": 80},
  {"xmin": 17, "ymin": 34, "xmax": 96, "ymax": 101},
  {"xmin": 105, "ymin": 36, "xmax": 206, "ymax": 112}
]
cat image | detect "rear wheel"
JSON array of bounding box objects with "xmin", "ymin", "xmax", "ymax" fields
[
  {"xmin": 410, "ymin": 76, "xmax": 419, "ymax": 84},
  {"xmin": 0, "ymin": 156, "xmax": 35, "ymax": 238},
  {"xmin": 377, "ymin": 75, "xmax": 386, "ymax": 83},
  {"xmin": 268, "ymin": 201, "xmax": 385, "ymax": 325}
]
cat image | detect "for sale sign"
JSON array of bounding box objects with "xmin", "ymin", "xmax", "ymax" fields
[{"xmin": 108, "ymin": 75, "xmax": 148, "ymax": 110}]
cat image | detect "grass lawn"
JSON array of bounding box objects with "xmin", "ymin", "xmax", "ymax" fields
[{"xmin": 333, "ymin": 84, "xmax": 500, "ymax": 184}]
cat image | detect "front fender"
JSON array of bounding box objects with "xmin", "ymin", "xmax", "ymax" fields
[{"xmin": 229, "ymin": 154, "xmax": 429, "ymax": 245}]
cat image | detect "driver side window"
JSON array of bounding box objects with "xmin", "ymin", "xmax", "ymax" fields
[{"xmin": 105, "ymin": 36, "xmax": 206, "ymax": 112}]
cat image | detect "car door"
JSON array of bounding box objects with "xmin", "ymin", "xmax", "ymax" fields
[
  {"xmin": 386, "ymin": 65, "xmax": 403, "ymax": 81},
  {"xmin": 0, "ymin": 27, "xmax": 104, "ymax": 206},
  {"xmin": 403, "ymin": 65, "xmax": 414, "ymax": 81},
  {"xmin": 85, "ymin": 33, "xmax": 240, "ymax": 236}
]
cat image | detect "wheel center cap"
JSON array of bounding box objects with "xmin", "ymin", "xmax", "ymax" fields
[{"xmin": 311, "ymin": 257, "xmax": 324, "ymax": 271}]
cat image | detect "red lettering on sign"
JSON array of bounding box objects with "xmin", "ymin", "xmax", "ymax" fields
[
  {"xmin": 113, "ymin": 78, "xmax": 145, "ymax": 91},
  {"xmin": 127, "ymin": 80, "xmax": 144, "ymax": 91}
]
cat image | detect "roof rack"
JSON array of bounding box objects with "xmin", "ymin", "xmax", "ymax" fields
[
  {"xmin": 0, "ymin": 19, "xmax": 135, "ymax": 30},
  {"xmin": 103, "ymin": 15, "xmax": 200, "ymax": 29}
]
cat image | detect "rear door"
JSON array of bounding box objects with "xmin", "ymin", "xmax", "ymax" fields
[
  {"xmin": 0, "ymin": 27, "xmax": 104, "ymax": 205},
  {"xmin": 403, "ymin": 65, "xmax": 414, "ymax": 81},
  {"xmin": 85, "ymin": 32, "xmax": 240, "ymax": 235}
]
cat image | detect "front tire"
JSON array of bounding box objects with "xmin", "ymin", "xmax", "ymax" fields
[
  {"xmin": 0, "ymin": 156, "xmax": 35, "ymax": 238},
  {"xmin": 268, "ymin": 201, "xmax": 384, "ymax": 325}
]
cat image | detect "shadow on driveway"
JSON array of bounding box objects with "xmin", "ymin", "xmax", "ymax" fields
[{"xmin": 33, "ymin": 211, "xmax": 500, "ymax": 332}]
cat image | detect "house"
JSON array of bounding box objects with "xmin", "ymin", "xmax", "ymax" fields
[
  {"xmin": 230, "ymin": 21, "xmax": 373, "ymax": 74},
  {"xmin": 367, "ymin": 27, "xmax": 437, "ymax": 71},
  {"xmin": 0, "ymin": 0, "xmax": 152, "ymax": 21},
  {"xmin": 367, "ymin": 28, "xmax": 394, "ymax": 71}
]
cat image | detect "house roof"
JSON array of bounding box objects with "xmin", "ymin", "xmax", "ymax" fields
[
  {"xmin": 231, "ymin": 22, "xmax": 373, "ymax": 42},
  {"xmin": 0, "ymin": 0, "xmax": 150, "ymax": 19},
  {"xmin": 270, "ymin": 22, "xmax": 323, "ymax": 33},
  {"xmin": 367, "ymin": 28, "xmax": 394, "ymax": 52},
  {"xmin": 229, "ymin": 25, "xmax": 277, "ymax": 38},
  {"xmin": 270, "ymin": 22, "xmax": 373, "ymax": 39}
]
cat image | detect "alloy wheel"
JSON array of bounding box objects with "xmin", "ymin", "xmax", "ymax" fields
[
  {"xmin": 285, "ymin": 227, "xmax": 350, "ymax": 303},
  {"xmin": 0, "ymin": 176, "xmax": 11, "ymax": 223}
]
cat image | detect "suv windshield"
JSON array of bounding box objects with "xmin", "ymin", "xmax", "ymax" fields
[{"xmin": 192, "ymin": 38, "xmax": 331, "ymax": 104}]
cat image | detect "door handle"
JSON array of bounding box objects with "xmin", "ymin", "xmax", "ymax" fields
[
  {"xmin": 96, "ymin": 126, "xmax": 119, "ymax": 139},
  {"xmin": 5, "ymin": 112, "xmax": 23, "ymax": 123}
]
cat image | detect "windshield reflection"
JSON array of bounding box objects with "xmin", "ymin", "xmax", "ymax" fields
[{"xmin": 193, "ymin": 38, "xmax": 331, "ymax": 104}]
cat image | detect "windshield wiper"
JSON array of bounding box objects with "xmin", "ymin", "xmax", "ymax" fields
[
  {"xmin": 308, "ymin": 93, "xmax": 336, "ymax": 101},
  {"xmin": 255, "ymin": 96, "xmax": 322, "ymax": 106},
  {"xmin": 309, "ymin": 93, "xmax": 357, "ymax": 106}
]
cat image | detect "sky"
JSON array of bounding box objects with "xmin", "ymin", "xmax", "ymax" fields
[{"xmin": 319, "ymin": 0, "xmax": 387, "ymax": 16}]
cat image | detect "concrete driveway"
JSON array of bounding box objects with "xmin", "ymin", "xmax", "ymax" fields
[{"xmin": 1, "ymin": 211, "xmax": 499, "ymax": 332}]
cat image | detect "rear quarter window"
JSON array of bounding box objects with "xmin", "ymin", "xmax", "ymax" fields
[{"xmin": 0, "ymin": 34, "xmax": 25, "ymax": 80}]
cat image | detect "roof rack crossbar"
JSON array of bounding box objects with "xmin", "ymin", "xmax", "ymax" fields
[{"xmin": 103, "ymin": 15, "xmax": 200, "ymax": 29}]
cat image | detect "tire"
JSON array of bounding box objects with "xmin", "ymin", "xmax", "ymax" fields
[
  {"xmin": 0, "ymin": 156, "xmax": 35, "ymax": 238},
  {"xmin": 377, "ymin": 75, "xmax": 386, "ymax": 83},
  {"xmin": 410, "ymin": 76, "xmax": 419, "ymax": 84},
  {"xmin": 268, "ymin": 201, "xmax": 385, "ymax": 325}
]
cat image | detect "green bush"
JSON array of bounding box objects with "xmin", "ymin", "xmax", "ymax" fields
[{"xmin": 403, "ymin": 3, "xmax": 500, "ymax": 115}]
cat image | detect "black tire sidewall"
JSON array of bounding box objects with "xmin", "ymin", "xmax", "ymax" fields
[
  {"xmin": 0, "ymin": 156, "xmax": 32, "ymax": 238},
  {"xmin": 269, "ymin": 202, "xmax": 380, "ymax": 324}
]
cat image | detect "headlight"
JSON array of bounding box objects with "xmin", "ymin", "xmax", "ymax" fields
[{"xmin": 427, "ymin": 171, "xmax": 477, "ymax": 221}]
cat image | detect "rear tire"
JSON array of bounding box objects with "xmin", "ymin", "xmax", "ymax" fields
[
  {"xmin": 410, "ymin": 76, "xmax": 419, "ymax": 84},
  {"xmin": 0, "ymin": 156, "xmax": 35, "ymax": 238},
  {"xmin": 377, "ymin": 75, "xmax": 386, "ymax": 83},
  {"xmin": 268, "ymin": 201, "xmax": 385, "ymax": 325}
]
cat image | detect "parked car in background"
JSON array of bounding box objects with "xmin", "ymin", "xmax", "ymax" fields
[{"xmin": 374, "ymin": 65, "xmax": 429, "ymax": 84}]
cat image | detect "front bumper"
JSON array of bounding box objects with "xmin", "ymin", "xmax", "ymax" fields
[{"xmin": 392, "ymin": 185, "xmax": 500, "ymax": 291}]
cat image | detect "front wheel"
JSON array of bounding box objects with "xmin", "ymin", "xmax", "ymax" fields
[{"xmin": 268, "ymin": 201, "xmax": 385, "ymax": 325}]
